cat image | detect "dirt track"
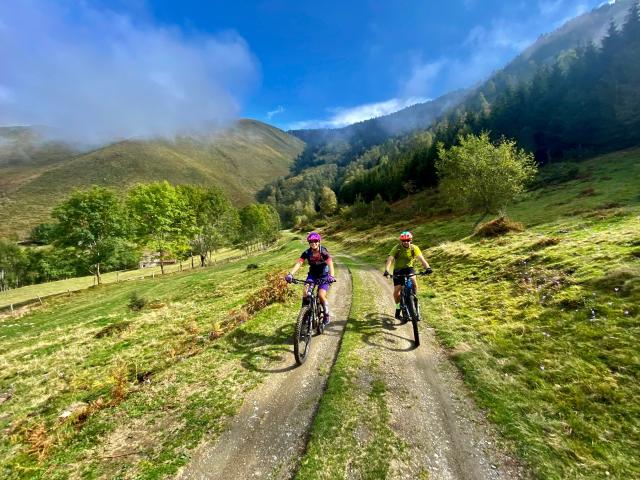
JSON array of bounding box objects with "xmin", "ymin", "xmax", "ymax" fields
[
  {"xmin": 352, "ymin": 262, "xmax": 524, "ymax": 479},
  {"xmin": 177, "ymin": 265, "xmax": 352, "ymax": 480},
  {"xmin": 178, "ymin": 258, "xmax": 524, "ymax": 479}
]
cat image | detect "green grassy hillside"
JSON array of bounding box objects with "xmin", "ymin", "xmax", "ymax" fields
[
  {"xmin": 316, "ymin": 147, "xmax": 640, "ymax": 478},
  {"xmin": 0, "ymin": 239, "xmax": 307, "ymax": 479},
  {"xmin": 0, "ymin": 120, "xmax": 304, "ymax": 239},
  {"xmin": 2, "ymin": 148, "xmax": 638, "ymax": 479}
]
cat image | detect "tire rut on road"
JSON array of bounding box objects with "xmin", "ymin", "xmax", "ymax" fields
[
  {"xmin": 177, "ymin": 264, "xmax": 352, "ymax": 480},
  {"xmin": 353, "ymin": 262, "xmax": 524, "ymax": 480}
]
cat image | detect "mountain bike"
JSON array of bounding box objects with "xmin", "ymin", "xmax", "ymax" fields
[
  {"xmin": 290, "ymin": 278, "xmax": 334, "ymax": 365},
  {"xmin": 385, "ymin": 271, "xmax": 429, "ymax": 347}
]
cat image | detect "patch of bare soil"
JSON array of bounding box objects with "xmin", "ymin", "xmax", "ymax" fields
[
  {"xmin": 356, "ymin": 265, "xmax": 525, "ymax": 480},
  {"xmin": 176, "ymin": 265, "xmax": 352, "ymax": 480}
]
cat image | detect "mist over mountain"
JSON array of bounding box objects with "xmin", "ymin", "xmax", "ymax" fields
[{"xmin": 288, "ymin": 89, "xmax": 466, "ymax": 173}]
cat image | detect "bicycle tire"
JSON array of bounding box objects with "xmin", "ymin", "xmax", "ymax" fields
[
  {"xmin": 294, "ymin": 305, "xmax": 313, "ymax": 365},
  {"xmin": 405, "ymin": 292, "xmax": 420, "ymax": 346}
]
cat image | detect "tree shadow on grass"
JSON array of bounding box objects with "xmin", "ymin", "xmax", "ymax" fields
[
  {"xmin": 353, "ymin": 312, "xmax": 415, "ymax": 352},
  {"xmin": 226, "ymin": 324, "xmax": 298, "ymax": 373}
]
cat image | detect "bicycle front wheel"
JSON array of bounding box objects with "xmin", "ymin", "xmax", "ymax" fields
[
  {"xmin": 294, "ymin": 305, "xmax": 313, "ymax": 365},
  {"xmin": 405, "ymin": 293, "xmax": 420, "ymax": 346}
]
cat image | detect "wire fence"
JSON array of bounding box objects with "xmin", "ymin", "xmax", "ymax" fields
[{"xmin": 0, "ymin": 252, "xmax": 247, "ymax": 315}]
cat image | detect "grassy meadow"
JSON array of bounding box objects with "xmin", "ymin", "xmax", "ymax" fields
[
  {"xmin": 324, "ymin": 148, "xmax": 640, "ymax": 478},
  {"xmin": 0, "ymin": 238, "xmax": 309, "ymax": 479},
  {"xmin": 0, "ymin": 247, "xmax": 245, "ymax": 310}
]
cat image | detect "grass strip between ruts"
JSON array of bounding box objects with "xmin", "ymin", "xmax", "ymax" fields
[{"xmin": 296, "ymin": 257, "xmax": 405, "ymax": 480}]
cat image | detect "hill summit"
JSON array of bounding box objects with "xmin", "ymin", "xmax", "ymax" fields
[{"xmin": 0, "ymin": 119, "xmax": 304, "ymax": 239}]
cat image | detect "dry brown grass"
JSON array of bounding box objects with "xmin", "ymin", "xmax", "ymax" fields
[
  {"xmin": 213, "ymin": 271, "xmax": 293, "ymax": 339},
  {"xmin": 25, "ymin": 422, "xmax": 53, "ymax": 461},
  {"xmin": 474, "ymin": 216, "xmax": 525, "ymax": 238}
]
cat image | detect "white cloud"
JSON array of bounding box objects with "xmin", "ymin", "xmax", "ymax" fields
[
  {"xmin": 287, "ymin": 97, "xmax": 428, "ymax": 130},
  {"xmin": 0, "ymin": 1, "xmax": 259, "ymax": 144},
  {"xmin": 538, "ymin": 0, "xmax": 565, "ymax": 16},
  {"xmin": 266, "ymin": 105, "xmax": 285, "ymax": 120},
  {"xmin": 402, "ymin": 60, "xmax": 445, "ymax": 98}
]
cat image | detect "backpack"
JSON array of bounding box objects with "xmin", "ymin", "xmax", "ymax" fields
[{"xmin": 305, "ymin": 245, "xmax": 330, "ymax": 261}]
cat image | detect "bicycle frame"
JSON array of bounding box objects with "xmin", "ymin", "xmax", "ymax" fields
[
  {"xmin": 291, "ymin": 278, "xmax": 330, "ymax": 364},
  {"xmin": 387, "ymin": 271, "xmax": 426, "ymax": 346}
]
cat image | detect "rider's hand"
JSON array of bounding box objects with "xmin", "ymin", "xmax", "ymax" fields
[
  {"xmin": 285, "ymin": 274, "xmax": 293, "ymax": 283},
  {"xmin": 383, "ymin": 270, "xmax": 390, "ymax": 277},
  {"xmin": 425, "ymin": 267, "xmax": 433, "ymax": 275},
  {"xmin": 326, "ymin": 274, "xmax": 336, "ymax": 283}
]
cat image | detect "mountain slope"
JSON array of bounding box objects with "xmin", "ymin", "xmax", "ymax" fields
[
  {"xmin": 289, "ymin": 0, "xmax": 634, "ymax": 175},
  {"xmin": 288, "ymin": 90, "xmax": 466, "ymax": 173},
  {"xmin": 0, "ymin": 120, "xmax": 304, "ymax": 239},
  {"xmin": 502, "ymin": 0, "xmax": 634, "ymax": 80}
]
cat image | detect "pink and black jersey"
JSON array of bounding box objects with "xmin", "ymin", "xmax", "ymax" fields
[{"xmin": 299, "ymin": 246, "xmax": 331, "ymax": 277}]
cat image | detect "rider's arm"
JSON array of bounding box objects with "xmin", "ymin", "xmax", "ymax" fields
[
  {"xmin": 326, "ymin": 257, "xmax": 335, "ymax": 277},
  {"xmin": 417, "ymin": 254, "xmax": 430, "ymax": 270},
  {"xmin": 289, "ymin": 258, "xmax": 304, "ymax": 277},
  {"xmin": 384, "ymin": 255, "xmax": 395, "ymax": 273}
]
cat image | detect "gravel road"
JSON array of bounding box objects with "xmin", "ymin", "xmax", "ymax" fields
[
  {"xmin": 177, "ymin": 265, "xmax": 352, "ymax": 480},
  {"xmin": 177, "ymin": 258, "xmax": 525, "ymax": 480},
  {"xmin": 353, "ymin": 262, "xmax": 524, "ymax": 480}
]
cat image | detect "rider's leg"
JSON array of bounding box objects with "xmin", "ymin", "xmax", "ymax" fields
[
  {"xmin": 318, "ymin": 287, "xmax": 330, "ymax": 323},
  {"xmin": 302, "ymin": 283, "xmax": 311, "ymax": 305},
  {"xmin": 393, "ymin": 285, "xmax": 402, "ymax": 319}
]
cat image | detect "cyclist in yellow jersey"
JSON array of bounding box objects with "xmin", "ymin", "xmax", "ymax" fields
[{"xmin": 383, "ymin": 230, "xmax": 432, "ymax": 319}]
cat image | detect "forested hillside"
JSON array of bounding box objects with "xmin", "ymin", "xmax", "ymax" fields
[
  {"xmin": 261, "ymin": 1, "xmax": 640, "ymax": 225},
  {"xmin": 0, "ymin": 120, "xmax": 303, "ymax": 239},
  {"xmin": 289, "ymin": 89, "xmax": 466, "ymax": 173},
  {"xmin": 340, "ymin": 2, "xmax": 640, "ymax": 203}
]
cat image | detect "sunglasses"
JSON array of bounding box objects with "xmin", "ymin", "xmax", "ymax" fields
[{"xmin": 308, "ymin": 241, "xmax": 319, "ymax": 244}]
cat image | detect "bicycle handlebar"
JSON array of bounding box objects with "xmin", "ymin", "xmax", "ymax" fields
[
  {"xmin": 290, "ymin": 278, "xmax": 337, "ymax": 285},
  {"xmin": 384, "ymin": 271, "xmax": 430, "ymax": 279}
]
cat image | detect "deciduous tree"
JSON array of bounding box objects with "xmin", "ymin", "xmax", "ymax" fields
[{"xmin": 436, "ymin": 132, "xmax": 537, "ymax": 224}]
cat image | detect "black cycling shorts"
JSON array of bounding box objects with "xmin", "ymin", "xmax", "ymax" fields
[{"xmin": 393, "ymin": 267, "xmax": 416, "ymax": 286}]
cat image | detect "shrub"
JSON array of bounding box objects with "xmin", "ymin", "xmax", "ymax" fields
[
  {"xmin": 128, "ymin": 292, "xmax": 147, "ymax": 311},
  {"xmin": 246, "ymin": 263, "xmax": 259, "ymax": 271},
  {"xmin": 474, "ymin": 216, "xmax": 525, "ymax": 238}
]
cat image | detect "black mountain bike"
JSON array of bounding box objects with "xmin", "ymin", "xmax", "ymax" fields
[
  {"xmin": 291, "ymin": 278, "xmax": 334, "ymax": 365},
  {"xmin": 385, "ymin": 271, "xmax": 429, "ymax": 347}
]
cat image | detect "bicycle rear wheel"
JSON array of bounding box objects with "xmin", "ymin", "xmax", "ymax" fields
[
  {"xmin": 405, "ymin": 292, "xmax": 420, "ymax": 346},
  {"xmin": 294, "ymin": 306, "xmax": 313, "ymax": 365}
]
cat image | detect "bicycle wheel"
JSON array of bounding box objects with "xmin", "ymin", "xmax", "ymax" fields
[
  {"xmin": 294, "ymin": 306, "xmax": 313, "ymax": 365},
  {"xmin": 405, "ymin": 292, "xmax": 420, "ymax": 346}
]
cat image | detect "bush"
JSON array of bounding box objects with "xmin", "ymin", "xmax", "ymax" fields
[
  {"xmin": 128, "ymin": 293, "xmax": 147, "ymax": 311},
  {"xmin": 246, "ymin": 263, "xmax": 259, "ymax": 271},
  {"xmin": 474, "ymin": 216, "xmax": 525, "ymax": 238}
]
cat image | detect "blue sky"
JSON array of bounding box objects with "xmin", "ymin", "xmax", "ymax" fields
[{"xmin": 0, "ymin": 0, "xmax": 610, "ymax": 141}]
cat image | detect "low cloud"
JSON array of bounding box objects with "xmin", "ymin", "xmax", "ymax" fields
[
  {"xmin": 266, "ymin": 105, "xmax": 285, "ymax": 120},
  {"xmin": 0, "ymin": 1, "xmax": 259, "ymax": 144},
  {"xmin": 287, "ymin": 97, "xmax": 428, "ymax": 130}
]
